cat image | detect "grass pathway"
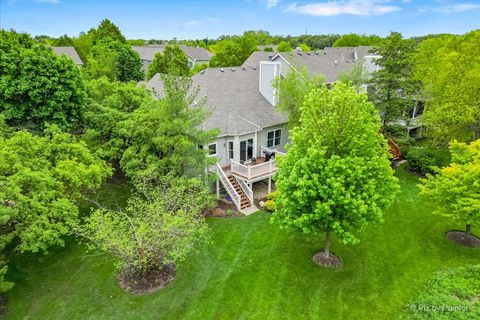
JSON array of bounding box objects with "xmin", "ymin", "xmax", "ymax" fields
[{"xmin": 4, "ymin": 167, "xmax": 480, "ymax": 319}]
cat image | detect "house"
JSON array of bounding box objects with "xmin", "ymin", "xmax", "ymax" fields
[
  {"xmin": 51, "ymin": 46, "xmax": 83, "ymax": 66},
  {"xmin": 146, "ymin": 46, "xmax": 381, "ymax": 213},
  {"xmin": 132, "ymin": 45, "xmax": 213, "ymax": 71}
]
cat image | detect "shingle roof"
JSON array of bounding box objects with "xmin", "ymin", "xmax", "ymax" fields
[
  {"xmin": 145, "ymin": 68, "xmax": 288, "ymax": 136},
  {"xmin": 273, "ymin": 46, "xmax": 374, "ymax": 83},
  {"xmin": 51, "ymin": 46, "xmax": 83, "ymax": 65},
  {"xmin": 242, "ymin": 51, "xmax": 277, "ymax": 67},
  {"xmin": 132, "ymin": 45, "xmax": 213, "ymax": 62}
]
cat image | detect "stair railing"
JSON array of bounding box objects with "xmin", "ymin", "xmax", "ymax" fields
[
  {"xmin": 236, "ymin": 178, "xmax": 253, "ymax": 206},
  {"xmin": 216, "ymin": 163, "xmax": 241, "ymax": 209}
]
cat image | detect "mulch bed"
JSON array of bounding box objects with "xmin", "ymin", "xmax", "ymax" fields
[
  {"xmin": 206, "ymin": 199, "xmax": 244, "ymax": 218},
  {"xmin": 118, "ymin": 264, "xmax": 176, "ymax": 295},
  {"xmin": 312, "ymin": 251, "xmax": 342, "ymax": 268},
  {"xmin": 446, "ymin": 231, "xmax": 480, "ymax": 248}
]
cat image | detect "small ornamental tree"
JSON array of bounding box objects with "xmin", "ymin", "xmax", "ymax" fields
[
  {"xmin": 78, "ymin": 175, "xmax": 214, "ymax": 293},
  {"xmin": 419, "ymin": 139, "xmax": 480, "ymax": 245},
  {"xmin": 271, "ymin": 82, "xmax": 399, "ymax": 266}
]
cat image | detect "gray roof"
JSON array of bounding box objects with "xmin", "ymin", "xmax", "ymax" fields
[
  {"xmin": 242, "ymin": 51, "xmax": 277, "ymax": 67},
  {"xmin": 273, "ymin": 46, "xmax": 374, "ymax": 83},
  {"xmin": 51, "ymin": 46, "xmax": 83, "ymax": 65},
  {"xmin": 132, "ymin": 45, "xmax": 213, "ymax": 62},
  {"xmin": 145, "ymin": 68, "xmax": 288, "ymax": 136}
]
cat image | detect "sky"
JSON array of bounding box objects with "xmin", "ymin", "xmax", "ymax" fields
[{"xmin": 1, "ymin": 0, "xmax": 479, "ymax": 39}]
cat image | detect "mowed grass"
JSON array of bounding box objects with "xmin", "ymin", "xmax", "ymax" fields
[{"xmin": 4, "ymin": 167, "xmax": 480, "ymax": 320}]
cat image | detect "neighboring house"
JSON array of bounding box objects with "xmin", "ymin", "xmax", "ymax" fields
[
  {"xmin": 146, "ymin": 46, "xmax": 382, "ymax": 213},
  {"xmin": 241, "ymin": 51, "xmax": 277, "ymax": 67},
  {"xmin": 132, "ymin": 45, "xmax": 213, "ymax": 71},
  {"xmin": 51, "ymin": 46, "xmax": 83, "ymax": 66},
  {"xmin": 271, "ymin": 46, "xmax": 374, "ymax": 83}
]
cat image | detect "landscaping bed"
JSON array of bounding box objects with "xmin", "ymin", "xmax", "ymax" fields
[{"xmin": 206, "ymin": 199, "xmax": 243, "ymax": 218}]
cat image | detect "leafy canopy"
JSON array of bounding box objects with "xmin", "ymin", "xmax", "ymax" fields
[
  {"xmin": 82, "ymin": 77, "xmax": 153, "ymax": 161},
  {"xmin": 0, "ymin": 30, "xmax": 86, "ymax": 130},
  {"xmin": 277, "ymin": 41, "xmax": 293, "ymax": 52},
  {"xmin": 419, "ymin": 139, "xmax": 480, "ymax": 232},
  {"xmin": 118, "ymin": 75, "xmax": 218, "ymax": 187},
  {"xmin": 0, "ymin": 125, "xmax": 111, "ymax": 292},
  {"xmin": 414, "ymin": 30, "xmax": 480, "ymax": 147},
  {"xmin": 86, "ymin": 38, "xmax": 144, "ymax": 82},
  {"xmin": 272, "ymin": 82, "xmax": 399, "ymax": 245},
  {"xmin": 273, "ymin": 67, "xmax": 324, "ymax": 127},
  {"xmin": 333, "ymin": 33, "xmax": 382, "ymax": 47},
  {"xmin": 146, "ymin": 45, "xmax": 190, "ymax": 80}
]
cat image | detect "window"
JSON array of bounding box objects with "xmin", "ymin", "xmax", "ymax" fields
[
  {"xmin": 267, "ymin": 129, "xmax": 281, "ymax": 147},
  {"xmin": 228, "ymin": 141, "xmax": 234, "ymax": 159},
  {"xmin": 208, "ymin": 143, "xmax": 217, "ymax": 156}
]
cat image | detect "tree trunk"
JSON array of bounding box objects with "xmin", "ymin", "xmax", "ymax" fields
[
  {"xmin": 323, "ymin": 229, "xmax": 331, "ymax": 258},
  {"xmin": 465, "ymin": 224, "xmax": 472, "ymax": 240}
]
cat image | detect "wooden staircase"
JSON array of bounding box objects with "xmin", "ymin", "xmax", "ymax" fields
[
  {"xmin": 228, "ymin": 175, "xmax": 251, "ymax": 209},
  {"xmin": 387, "ymin": 137, "xmax": 401, "ymax": 161}
]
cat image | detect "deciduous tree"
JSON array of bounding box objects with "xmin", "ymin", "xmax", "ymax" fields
[
  {"xmin": 414, "ymin": 31, "xmax": 480, "ymax": 147},
  {"xmin": 419, "ymin": 139, "xmax": 480, "ymax": 242},
  {"xmin": 272, "ymin": 82, "xmax": 399, "ymax": 264},
  {"xmin": 0, "ymin": 31, "xmax": 86, "ymax": 130},
  {"xmin": 78, "ymin": 175, "xmax": 213, "ymax": 292},
  {"xmin": 86, "ymin": 38, "xmax": 143, "ymax": 82},
  {"xmin": 118, "ymin": 75, "xmax": 218, "ymax": 187},
  {"xmin": 146, "ymin": 45, "xmax": 190, "ymax": 80},
  {"xmin": 0, "ymin": 125, "xmax": 111, "ymax": 292}
]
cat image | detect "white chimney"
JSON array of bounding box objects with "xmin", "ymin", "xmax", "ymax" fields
[{"xmin": 259, "ymin": 61, "xmax": 281, "ymax": 106}]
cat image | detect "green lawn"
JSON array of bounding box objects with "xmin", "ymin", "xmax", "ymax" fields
[{"xmin": 4, "ymin": 167, "xmax": 480, "ymax": 320}]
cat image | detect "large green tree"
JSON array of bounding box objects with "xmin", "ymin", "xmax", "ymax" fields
[
  {"xmin": 118, "ymin": 75, "xmax": 218, "ymax": 187},
  {"xmin": 0, "ymin": 125, "xmax": 111, "ymax": 292},
  {"xmin": 86, "ymin": 38, "xmax": 143, "ymax": 82},
  {"xmin": 92, "ymin": 18, "xmax": 126, "ymax": 44},
  {"xmin": 271, "ymin": 82, "xmax": 399, "ymax": 264},
  {"xmin": 82, "ymin": 77, "xmax": 152, "ymax": 162},
  {"xmin": 370, "ymin": 32, "xmax": 419, "ymax": 131},
  {"xmin": 414, "ymin": 30, "xmax": 480, "ymax": 147},
  {"xmin": 419, "ymin": 139, "xmax": 480, "ymax": 242},
  {"xmin": 0, "ymin": 31, "xmax": 86, "ymax": 130},
  {"xmin": 78, "ymin": 175, "xmax": 213, "ymax": 292},
  {"xmin": 146, "ymin": 45, "xmax": 190, "ymax": 80}
]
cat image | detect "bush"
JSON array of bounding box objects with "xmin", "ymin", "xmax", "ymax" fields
[
  {"xmin": 225, "ymin": 209, "xmax": 233, "ymax": 216},
  {"xmin": 406, "ymin": 147, "xmax": 443, "ymax": 175},
  {"xmin": 399, "ymin": 265, "xmax": 480, "ymax": 319},
  {"xmin": 264, "ymin": 200, "xmax": 276, "ymax": 212},
  {"xmin": 267, "ymin": 191, "xmax": 279, "ymax": 201}
]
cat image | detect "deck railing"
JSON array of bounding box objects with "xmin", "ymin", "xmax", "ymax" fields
[
  {"xmin": 216, "ymin": 163, "xmax": 241, "ymax": 209},
  {"xmin": 230, "ymin": 159, "xmax": 277, "ymax": 180},
  {"xmin": 260, "ymin": 145, "xmax": 286, "ymax": 156}
]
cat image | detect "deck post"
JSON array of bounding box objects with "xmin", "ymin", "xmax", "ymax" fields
[
  {"xmin": 216, "ymin": 168, "xmax": 220, "ymax": 197},
  {"xmin": 268, "ymin": 176, "xmax": 272, "ymax": 193}
]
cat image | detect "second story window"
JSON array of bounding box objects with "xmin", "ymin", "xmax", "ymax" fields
[{"xmin": 267, "ymin": 129, "xmax": 282, "ymax": 148}]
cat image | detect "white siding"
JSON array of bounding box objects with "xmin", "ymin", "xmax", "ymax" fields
[{"xmin": 259, "ymin": 61, "xmax": 281, "ymax": 106}]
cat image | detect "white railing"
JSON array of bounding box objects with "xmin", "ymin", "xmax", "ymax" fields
[
  {"xmin": 230, "ymin": 159, "xmax": 277, "ymax": 180},
  {"xmin": 260, "ymin": 145, "xmax": 286, "ymax": 156},
  {"xmin": 216, "ymin": 163, "xmax": 241, "ymax": 209},
  {"xmin": 237, "ymin": 178, "xmax": 253, "ymax": 205}
]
